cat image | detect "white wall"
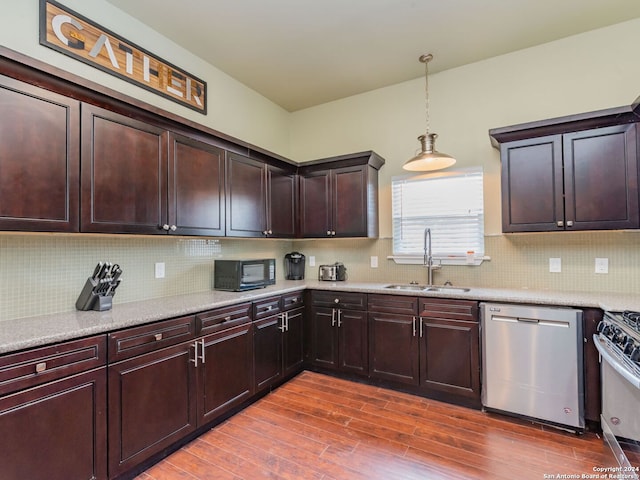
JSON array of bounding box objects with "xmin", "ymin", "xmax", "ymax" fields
[
  {"xmin": 0, "ymin": 0, "xmax": 291, "ymax": 157},
  {"xmin": 289, "ymin": 18, "xmax": 640, "ymax": 236}
]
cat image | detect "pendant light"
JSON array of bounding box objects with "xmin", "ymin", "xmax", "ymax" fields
[{"xmin": 403, "ymin": 54, "xmax": 456, "ymax": 172}]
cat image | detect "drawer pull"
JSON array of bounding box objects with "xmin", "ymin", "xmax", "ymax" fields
[
  {"xmin": 35, "ymin": 362, "xmax": 47, "ymax": 373},
  {"xmin": 154, "ymin": 333, "xmax": 163, "ymax": 341},
  {"xmin": 334, "ymin": 298, "xmax": 339, "ymax": 304},
  {"xmin": 266, "ymin": 305, "xmax": 273, "ymax": 311},
  {"xmin": 224, "ymin": 316, "xmax": 231, "ymax": 322}
]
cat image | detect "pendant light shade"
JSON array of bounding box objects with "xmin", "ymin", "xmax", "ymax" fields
[
  {"xmin": 403, "ymin": 54, "xmax": 456, "ymax": 172},
  {"xmin": 403, "ymin": 133, "xmax": 456, "ymax": 171}
]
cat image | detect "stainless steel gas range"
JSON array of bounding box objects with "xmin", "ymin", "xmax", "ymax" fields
[{"xmin": 595, "ymin": 310, "xmax": 640, "ymax": 477}]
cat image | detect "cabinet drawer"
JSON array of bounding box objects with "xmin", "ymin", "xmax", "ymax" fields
[
  {"xmin": 312, "ymin": 290, "xmax": 366, "ymax": 310},
  {"xmin": 253, "ymin": 296, "xmax": 282, "ymax": 320},
  {"xmin": 196, "ymin": 302, "xmax": 252, "ymax": 335},
  {"xmin": 0, "ymin": 335, "xmax": 106, "ymax": 396},
  {"xmin": 419, "ymin": 298, "xmax": 479, "ymax": 322},
  {"xmin": 281, "ymin": 291, "xmax": 304, "ymax": 311},
  {"xmin": 108, "ymin": 316, "xmax": 196, "ymax": 362},
  {"xmin": 368, "ymin": 294, "xmax": 418, "ymax": 315}
]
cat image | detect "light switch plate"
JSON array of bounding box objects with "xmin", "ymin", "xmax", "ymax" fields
[
  {"xmin": 549, "ymin": 258, "xmax": 561, "ymax": 273},
  {"xmin": 370, "ymin": 256, "xmax": 378, "ymax": 268},
  {"xmin": 155, "ymin": 262, "xmax": 165, "ymax": 279},
  {"xmin": 595, "ymin": 258, "xmax": 609, "ymax": 274},
  {"xmin": 309, "ymin": 256, "xmax": 316, "ymax": 267}
]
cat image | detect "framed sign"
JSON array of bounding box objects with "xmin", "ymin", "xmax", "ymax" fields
[{"xmin": 39, "ymin": 0, "xmax": 207, "ymax": 114}]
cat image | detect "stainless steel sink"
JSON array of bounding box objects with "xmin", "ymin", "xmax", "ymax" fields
[
  {"xmin": 383, "ymin": 284, "xmax": 471, "ymax": 293},
  {"xmin": 424, "ymin": 286, "xmax": 471, "ymax": 293},
  {"xmin": 383, "ymin": 284, "xmax": 427, "ymax": 291}
]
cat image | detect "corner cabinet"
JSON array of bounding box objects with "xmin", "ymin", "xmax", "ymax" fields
[
  {"xmin": 0, "ymin": 74, "xmax": 79, "ymax": 232},
  {"xmin": 299, "ymin": 151, "xmax": 385, "ymax": 238},
  {"xmin": 309, "ymin": 291, "xmax": 368, "ymax": 374},
  {"xmin": 491, "ymin": 109, "xmax": 639, "ymax": 233},
  {"xmin": 226, "ymin": 152, "xmax": 296, "ymax": 238}
]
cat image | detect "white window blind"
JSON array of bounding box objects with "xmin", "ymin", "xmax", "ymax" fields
[{"xmin": 392, "ymin": 168, "xmax": 484, "ymax": 258}]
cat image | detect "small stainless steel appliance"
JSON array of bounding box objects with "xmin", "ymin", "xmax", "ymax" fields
[
  {"xmin": 318, "ymin": 262, "xmax": 347, "ymax": 281},
  {"xmin": 284, "ymin": 252, "xmax": 305, "ymax": 280},
  {"xmin": 214, "ymin": 259, "xmax": 275, "ymax": 291},
  {"xmin": 594, "ymin": 310, "xmax": 640, "ymax": 476},
  {"xmin": 481, "ymin": 303, "xmax": 585, "ymax": 431}
]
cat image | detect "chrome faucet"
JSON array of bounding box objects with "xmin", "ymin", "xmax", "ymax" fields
[{"xmin": 423, "ymin": 227, "xmax": 441, "ymax": 286}]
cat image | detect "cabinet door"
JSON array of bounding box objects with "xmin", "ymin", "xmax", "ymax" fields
[
  {"xmin": 283, "ymin": 307, "xmax": 305, "ymax": 377},
  {"xmin": 0, "ymin": 75, "xmax": 79, "ymax": 232},
  {"xmin": 108, "ymin": 342, "xmax": 196, "ymax": 477},
  {"xmin": 81, "ymin": 104, "xmax": 168, "ymax": 234},
  {"xmin": 310, "ymin": 307, "xmax": 338, "ymax": 369},
  {"xmin": 168, "ymin": 133, "xmax": 226, "ymax": 236},
  {"xmin": 267, "ymin": 165, "xmax": 297, "ymax": 237},
  {"xmin": 226, "ymin": 152, "xmax": 266, "ymax": 237},
  {"xmin": 253, "ymin": 315, "xmax": 283, "ymax": 392},
  {"xmin": 419, "ymin": 317, "xmax": 480, "ymax": 400},
  {"xmin": 0, "ymin": 368, "xmax": 106, "ymax": 480},
  {"xmin": 198, "ymin": 323, "xmax": 253, "ymax": 424},
  {"xmin": 369, "ymin": 312, "xmax": 419, "ymax": 385},
  {"xmin": 332, "ymin": 165, "xmax": 368, "ymax": 237},
  {"xmin": 500, "ymin": 135, "xmax": 563, "ymax": 232},
  {"xmin": 299, "ymin": 170, "xmax": 331, "ymax": 237},
  {"xmin": 337, "ymin": 309, "xmax": 369, "ymax": 374},
  {"xmin": 564, "ymin": 124, "xmax": 639, "ymax": 230}
]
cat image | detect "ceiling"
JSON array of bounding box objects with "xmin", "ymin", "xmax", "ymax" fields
[{"xmin": 105, "ymin": 0, "xmax": 640, "ymax": 112}]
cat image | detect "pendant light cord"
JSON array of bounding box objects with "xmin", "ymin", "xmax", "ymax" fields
[{"xmin": 420, "ymin": 53, "xmax": 433, "ymax": 136}]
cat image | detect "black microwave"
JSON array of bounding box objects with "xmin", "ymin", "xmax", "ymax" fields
[{"xmin": 214, "ymin": 259, "xmax": 276, "ymax": 291}]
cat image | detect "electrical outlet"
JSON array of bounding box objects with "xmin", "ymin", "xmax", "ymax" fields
[
  {"xmin": 595, "ymin": 258, "xmax": 609, "ymax": 274},
  {"xmin": 549, "ymin": 258, "xmax": 561, "ymax": 273},
  {"xmin": 155, "ymin": 262, "xmax": 165, "ymax": 279},
  {"xmin": 309, "ymin": 256, "xmax": 316, "ymax": 267},
  {"xmin": 370, "ymin": 256, "xmax": 378, "ymax": 268}
]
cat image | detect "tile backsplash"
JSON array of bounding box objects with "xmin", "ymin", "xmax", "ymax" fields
[
  {"xmin": 1, "ymin": 230, "xmax": 639, "ymax": 321},
  {"xmin": 0, "ymin": 233, "xmax": 292, "ymax": 321}
]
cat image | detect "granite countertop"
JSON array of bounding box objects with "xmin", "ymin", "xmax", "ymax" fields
[{"xmin": 2, "ymin": 279, "xmax": 639, "ymax": 355}]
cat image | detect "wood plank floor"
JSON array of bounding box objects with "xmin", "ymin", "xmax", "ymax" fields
[{"xmin": 136, "ymin": 371, "xmax": 618, "ymax": 480}]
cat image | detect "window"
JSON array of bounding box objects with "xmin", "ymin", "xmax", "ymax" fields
[{"xmin": 391, "ymin": 167, "xmax": 484, "ymax": 263}]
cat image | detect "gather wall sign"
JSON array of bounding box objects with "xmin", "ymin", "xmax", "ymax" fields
[{"xmin": 39, "ymin": 0, "xmax": 207, "ymax": 114}]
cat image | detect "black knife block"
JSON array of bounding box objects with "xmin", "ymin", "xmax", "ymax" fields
[{"xmin": 76, "ymin": 277, "xmax": 113, "ymax": 311}]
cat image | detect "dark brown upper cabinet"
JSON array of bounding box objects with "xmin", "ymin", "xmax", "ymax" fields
[
  {"xmin": 299, "ymin": 151, "xmax": 385, "ymax": 238},
  {"xmin": 0, "ymin": 74, "xmax": 79, "ymax": 232},
  {"xmin": 81, "ymin": 104, "xmax": 225, "ymax": 235},
  {"xmin": 491, "ymin": 107, "xmax": 640, "ymax": 233},
  {"xmin": 168, "ymin": 133, "xmax": 226, "ymax": 236},
  {"xmin": 225, "ymin": 152, "xmax": 296, "ymax": 238}
]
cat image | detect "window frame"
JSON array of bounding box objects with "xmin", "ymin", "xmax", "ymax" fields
[{"xmin": 388, "ymin": 166, "xmax": 488, "ymax": 266}]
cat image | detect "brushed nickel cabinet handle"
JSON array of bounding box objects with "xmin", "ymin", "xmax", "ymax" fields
[
  {"xmin": 35, "ymin": 362, "xmax": 47, "ymax": 373},
  {"xmin": 154, "ymin": 333, "xmax": 163, "ymax": 341}
]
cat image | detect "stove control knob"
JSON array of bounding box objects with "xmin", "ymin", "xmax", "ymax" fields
[
  {"xmin": 609, "ymin": 327, "xmax": 621, "ymax": 342},
  {"xmin": 597, "ymin": 321, "xmax": 607, "ymax": 333},
  {"xmin": 623, "ymin": 339, "xmax": 635, "ymax": 355},
  {"xmin": 602, "ymin": 325, "xmax": 611, "ymax": 336},
  {"xmin": 630, "ymin": 346, "xmax": 640, "ymax": 363}
]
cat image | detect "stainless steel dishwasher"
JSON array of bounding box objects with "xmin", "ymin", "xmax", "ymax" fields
[{"xmin": 481, "ymin": 303, "xmax": 585, "ymax": 430}]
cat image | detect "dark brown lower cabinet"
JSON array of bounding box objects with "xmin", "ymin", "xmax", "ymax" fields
[
  {"xmin": 368, "ymin": 295, "xmax": 480, "ymax": 404},
  {"xmin": 0, "ymin": 368, "xmax": 107, "ymax": 480},
  {"xmin": 108, "ymin": 342, "xmax": 197, "ymax": 478},
  {"xmin": 419, "ymin": 298, "xmax": 480, "ymax": 402},
  {"xmin": 369, "ymin": 311, "xmax": 420, "ymax": 385},
  {"xmin": 253, "ymin": 314, "xmax": 284, "ymax": 392},
  {"xmin": 199, "ymin": 323, "xmax": 254, "ymax": 423},
  {"xmin": 253, "ymin": 310, "xmax": 305, "ymax": 390},
  {"xmin": 283, "ymin": 307, "xmax": 305, "ymax": 377},
  {"xmin": 420, "ymin": 316, "xmax": 480, "ymax": 398},
  {"xmin": 310, "ymin": 306, "xmax": 368, "ymax": 375}
]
